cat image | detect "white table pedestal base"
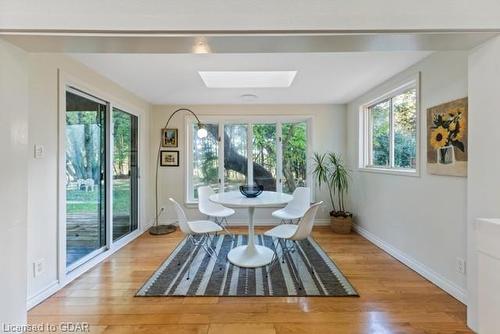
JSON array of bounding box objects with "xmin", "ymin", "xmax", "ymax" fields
[
  {"xmin": 227, "ymin": 244, "xmax": 274, "ymax": 268},
  {"xmin": 227, "ymin": 206, "xmax": 274, "ymax": 268},
  {"xmin": 208, "ymin": 192, "xmax": 293, "ymax": 269}
]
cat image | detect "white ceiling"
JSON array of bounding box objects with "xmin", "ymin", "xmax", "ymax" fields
[{"xmin": 71, "ymin": 52, "xmax": 431, "ymax": 105}]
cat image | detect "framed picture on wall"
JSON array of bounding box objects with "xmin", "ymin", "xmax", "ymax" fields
[
  {"xmin": 160, "ymin": 150, "xmax": 179, "ymax": 167},
  {"xmin": 162, "ymin": 128, "xmax": 178, "ymax": 147},
  {"xmin": 427, "ymin": 97, "xmax": 468, "ymax": 176}
]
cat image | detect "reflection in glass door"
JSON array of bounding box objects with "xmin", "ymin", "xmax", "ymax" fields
[
  {"xmin": 112, "ymin": 108, "xmax": 138, "ymax": 241},
  {"xmin": 65, "ymin": 90, "xmax": 107, "ymax": 269}
]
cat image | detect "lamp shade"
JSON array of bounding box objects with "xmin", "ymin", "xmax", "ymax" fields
[{"xmin": 197, "ymin": 127, "xmax": 208, "ymax": 139}]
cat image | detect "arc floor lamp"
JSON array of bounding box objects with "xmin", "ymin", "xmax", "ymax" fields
[{"xmin": 149, "ymin": 108, "xmax": 207, "ymax": 235}]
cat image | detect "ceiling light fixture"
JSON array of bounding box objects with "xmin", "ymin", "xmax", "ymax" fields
[
  {"xmin": 240, "ymin": 94, "xmax": 258, "ymax": 102},
  {"xmin": 199, "ymin": 71, "xmax": 297, "ymax": 88},
  {"xmin": 192, "ymin": 37, "xmax": 211, "ymax": 54}
]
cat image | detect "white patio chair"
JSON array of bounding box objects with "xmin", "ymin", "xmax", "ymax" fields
[
  {"xmin": 265, "ymin": 201, "xmax": 323, "ymax": 283},
  {"xmin": 198, "ymin": 186, "xmax": 235, "ymax": 235},
  {"xmin": 271, "ymin": 187, "xmax": 310, "ymax": 224},
  {"xmin": 169, "ymin": 198, "xmax": 222, "ymax": 280}
]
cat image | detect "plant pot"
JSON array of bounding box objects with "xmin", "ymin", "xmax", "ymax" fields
[
  {"xmin": 437, "ymin": 145, "xmax": 455, "ymax": 165},
  {"xmin": 330, "ymin": 215, "xmax": 352, "ymax": 234}
]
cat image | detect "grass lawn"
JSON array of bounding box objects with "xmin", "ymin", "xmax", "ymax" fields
[{"xmin": 67, "ymin": 179, "xmax": 131, "ymax": 215}]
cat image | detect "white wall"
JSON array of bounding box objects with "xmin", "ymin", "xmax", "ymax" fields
[
  {"xmin": 467, "ymin": 35, "xmax": 500, "ymax": 332},
  {"xmin": 150, "ymin": 104, "xmax": 346, "ymax": 225},
  {"xmin": 1, "ymin": 0, "xmax": 500, "ymax": 31},
  {"xmin": 0, "ymin": 40, "xmax": 29, "ymax": 328},
  {"xmin": 26, "ymin": 53, "xmax": 152, "ymax": 306},
  {"xmin": 347, "ymin": 52, "xmax": 469, "ymax": 303}
]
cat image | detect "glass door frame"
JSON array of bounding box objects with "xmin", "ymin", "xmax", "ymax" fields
[
  {"xmin": 112, "ymin": 107, "xmax": 139, "ymax": 242},
  {"xmin": 58, "ymin": 72, "xmax": 142, "ymax": 285},
  {"xmin": 64, "ymin": 86, "xmax": 109, "ymax": 273}
]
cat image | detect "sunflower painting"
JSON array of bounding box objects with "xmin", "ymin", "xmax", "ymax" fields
[{"xmin": 427, "ymin": 97, "xmax": 468, "ymax": 176}]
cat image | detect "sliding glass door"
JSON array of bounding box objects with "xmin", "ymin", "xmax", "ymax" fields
[
  {"xmin": 112, "ymin": 108, "xmax": 139, "ymax": 241},
  {"xmin": 64, "ymin": 88, "xmax": 140, "ymax": 271},
  {"xmin": 65, "ymin": 90, "xmax": 107, "ymax": 269}
]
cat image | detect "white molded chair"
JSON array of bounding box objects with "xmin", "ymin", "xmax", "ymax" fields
[
  {"xmin": 265, "ymin": 201, "xmax": 323, "ymax": 281},
  {"xmin": 198, "ymin": 186, "xmax": 235, "ymax": 235},
  {"xmin": 272, "ymin": 187, "xmax": 310, "ymax": 224},
  {"xmin": 169, "ymin": 198, "xmax": 222, "ymax": 280}
]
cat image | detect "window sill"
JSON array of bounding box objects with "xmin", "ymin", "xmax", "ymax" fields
[
  {"xmin": 358, "ymin": 167, "xmax": 420, "ymax": 177},
  {"xmin": 184, "ymin": 201, "xmax": 199, "ymax": 208}
]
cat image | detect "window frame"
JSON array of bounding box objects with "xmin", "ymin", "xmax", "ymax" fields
[
  {"xmin": 185, "ymin": 115, "xmax": 313, "ymax": 204},
  {"xmin": 359, "ymin": 74, "xmax": 420, "ymax": 177}
]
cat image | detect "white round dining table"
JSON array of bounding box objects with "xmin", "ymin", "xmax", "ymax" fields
[{"xmin": 209, "ymin": 190, "xmax": 293, "ymax": 268}]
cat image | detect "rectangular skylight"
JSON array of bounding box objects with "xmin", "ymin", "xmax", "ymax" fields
[{"xmin": 198, "ymin": 71, "xmax": 297, "ymax": 88}]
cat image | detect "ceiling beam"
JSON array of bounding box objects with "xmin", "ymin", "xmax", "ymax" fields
[{"xmin": 1, "ymin": 32, "xmax": 497, "ymax": 53}]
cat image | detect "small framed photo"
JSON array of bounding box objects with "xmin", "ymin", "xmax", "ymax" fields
[
  {"xmin": 160, "ymin": 150, "xmax": 179, "ymax": 167},
  {"xmin": 162, "ymin": 128, "xmax": 178, "ymax": 147}
]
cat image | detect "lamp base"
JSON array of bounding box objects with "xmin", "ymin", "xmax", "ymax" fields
[{"xmin": 149, "ymin": 224, "xmax": 177, "ymax": 235}]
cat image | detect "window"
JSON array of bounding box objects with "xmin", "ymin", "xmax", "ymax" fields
[
  {"xmin": 187, "ymin": 118, "xmax": 311, "ymax": 202},
  {"xmin": 191, "ymin": 123, "xmax": 219, "ymax": 199},
  {"xmin": 282, "ymin": 122, "xmax": 308, "ymax": 193},
  {"xmin": 252, "ymin": 123, "xmax": 277, "ymax": 191},
  {"xmin": 361, "ymin": 77, "xmax": 419, "ymax": 174},
  {"xmin": 224, "ymin": 124, "xmax": 249, "ymax": 192}
]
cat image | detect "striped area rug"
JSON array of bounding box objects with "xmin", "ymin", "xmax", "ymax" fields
[{"xmin": 137, "ymin": 234, "xmax": 358, "ymax": 297}]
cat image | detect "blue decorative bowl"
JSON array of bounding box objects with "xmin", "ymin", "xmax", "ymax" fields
[{"xmin": 239, "ymin": 184, "xmax": 264, "ymax": 198}]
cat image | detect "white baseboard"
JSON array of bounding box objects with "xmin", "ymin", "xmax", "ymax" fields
[
  {"xmin": 27, "ymin": 281, "xmax": 60, "ymax": 310},
  {"xmin": 353, "ymin": 224, "xmax": 467, "ymax": 304},
  {"xmin": 312, "ymin": 219, "xmax": 330, "ymax": 226},
  {"xmin": 141, "ymin": 220, "xmax": 155, "ymax": 231}
]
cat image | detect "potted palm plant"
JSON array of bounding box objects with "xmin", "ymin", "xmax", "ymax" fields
[{"xmin": 312, "ymin": 152, "xmax": 353, "ymax": 234}]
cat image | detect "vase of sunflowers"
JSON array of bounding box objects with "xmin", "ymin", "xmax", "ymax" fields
[
  {"xmin": 437, "ymin": 145, "xmax": 455, "ymax": 165},
  {"xmin": 430, "ymin": 110, "xmax": 466, "ymax": 165}
]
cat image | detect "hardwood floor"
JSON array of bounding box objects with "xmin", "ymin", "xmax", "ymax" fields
[{"xmin": 29, "ymin": 227, "xmax": 471, "ymax": 333}]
